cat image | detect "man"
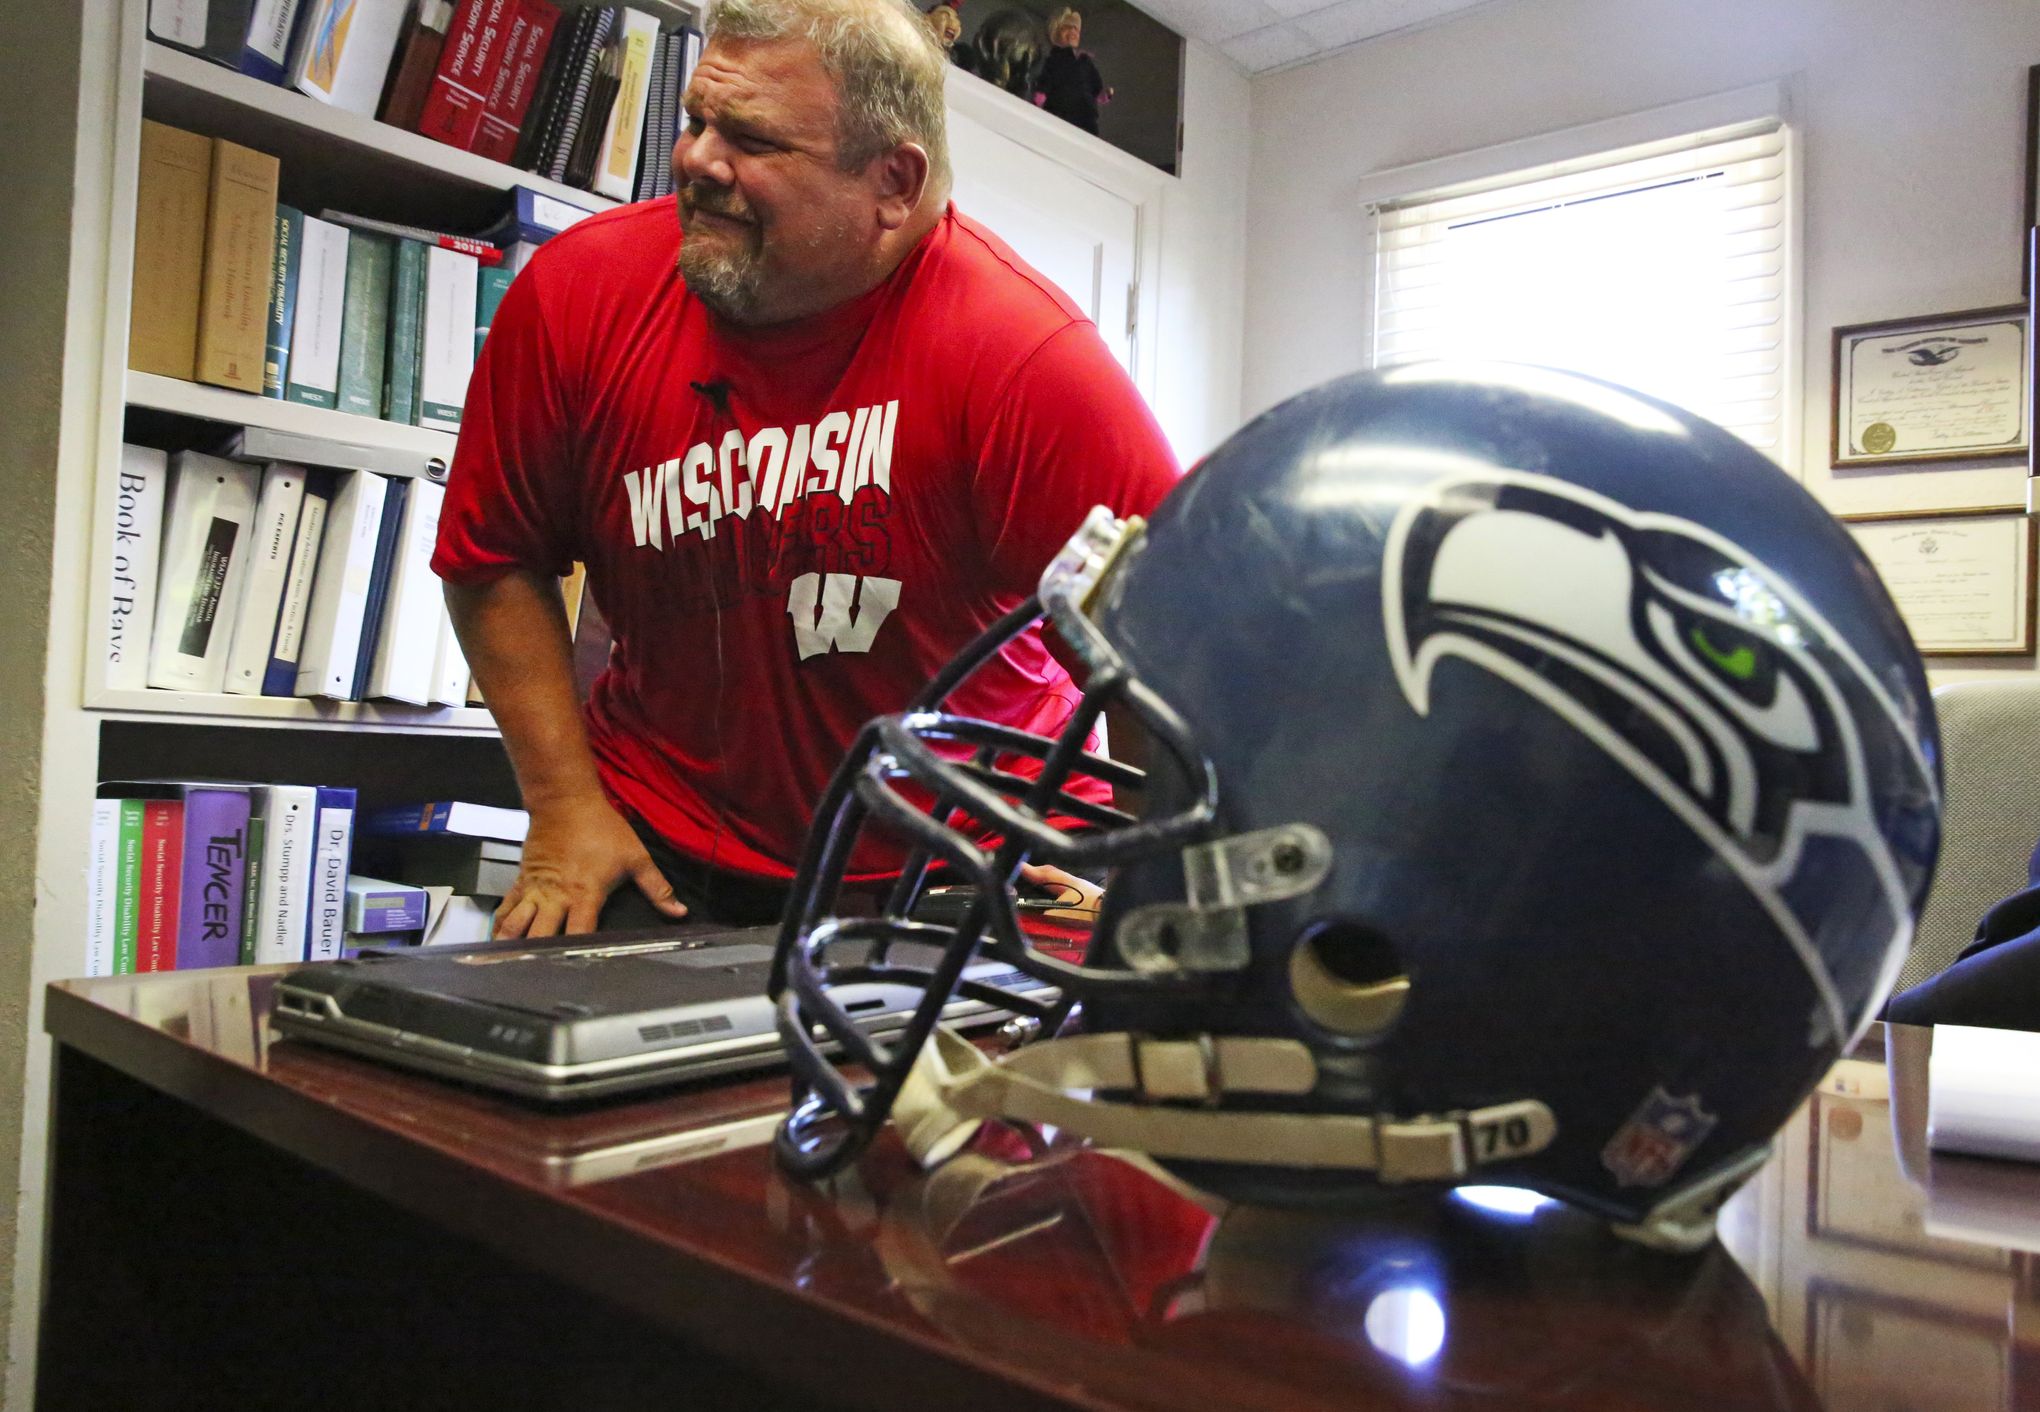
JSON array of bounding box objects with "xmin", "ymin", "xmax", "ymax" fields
[{"xmin": 433, "ymin": 0, "xmax": 1179, "ymax": 937}]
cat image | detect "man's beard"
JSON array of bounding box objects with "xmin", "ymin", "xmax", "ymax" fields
[{"xmin": 679, "ymin": 184, "xmax": 766, "ymax": 323}]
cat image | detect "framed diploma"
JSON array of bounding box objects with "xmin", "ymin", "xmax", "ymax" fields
[
  {"xmin": 1842, "ymin": 509, "xmax": 2035, "ymax": 656},
  {"xmin": 1830, "ymin": 306, "xmax": 2030, "ymax": 467}
]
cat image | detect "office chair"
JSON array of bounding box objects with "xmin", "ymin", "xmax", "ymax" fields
[{"xmin": 1898, "ymin": 679, "xmax": 2040, "ymax": 993}]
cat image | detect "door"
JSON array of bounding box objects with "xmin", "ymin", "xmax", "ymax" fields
[{"xmin": 947, "ymin": 110, "xmax": 1140, "ymax": 374}]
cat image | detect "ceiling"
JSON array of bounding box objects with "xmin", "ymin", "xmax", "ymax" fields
[{"xmin": 1127, "ymin": 0, "xmax": 1499, "ymax": 73}]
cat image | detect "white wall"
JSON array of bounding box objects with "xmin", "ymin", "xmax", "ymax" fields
[
  {"xmin": 1153, "ymin": 42, "xmax": 1251, "ymax": 463},
  {"xmin": 946, "ymin": 40, "xmax": 1249, "ymax": 466},
  {"xmin": 1243, "ymin": 0, "xmax": 2040, "ymax": 677}
]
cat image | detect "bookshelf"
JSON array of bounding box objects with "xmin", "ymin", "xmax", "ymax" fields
[
  {"xmin": 89, "ymin": 5, "xmax": 706, "ymax": 738},
  {"xmin": 93, "ymin": 687, "xmax": 496, "ymax": 734},
  {"xmin": 142, "ymin": 42, "xmax": 621, "ymax": 220},
  {"xmin": 126, "ymin": 369, "xmax": 457, "ymax": 463}
]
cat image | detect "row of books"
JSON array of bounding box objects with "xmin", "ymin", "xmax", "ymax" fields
[
  {"xmin": 83, "ymin": 787, "xmax": 525, "ymax": 975},
  {"xmin": 406, "ymin": 2, "xmax": 703, "ymax": 203},
  {"xmin": 108, "ymin": 447, "xmax": 470, "ymax": 706},
  {"xmin": 348, "ymin": 799, "xmax": 533, "ymax": 949},
  {"xmin": 128, "ymin": 121, "xmax": 579, "ymax": 428},
  {"xmin": 87, "ymin": 779, "xmax": 356, "ymax": 974},
  {"xmin": 150, "ymin": 0, "xmax": 703, "ymax": 204}
]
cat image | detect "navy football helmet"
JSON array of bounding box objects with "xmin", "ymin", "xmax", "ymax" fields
[{"xmin": 769, "ymin": 363, "xmax": 1941, "ymax": 1250}]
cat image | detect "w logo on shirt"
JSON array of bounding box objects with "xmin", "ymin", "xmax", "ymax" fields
[{"xmin": 788, "ymin": 573, "xmax": 902, "ymax": 659}]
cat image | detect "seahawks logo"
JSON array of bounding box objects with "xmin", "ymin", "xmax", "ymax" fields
[{"xmin": 1383, "ymin": 472, "xmax": 1938, "ymax": 1046}]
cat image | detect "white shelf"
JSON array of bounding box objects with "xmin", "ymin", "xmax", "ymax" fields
[
  {"xmin": 90, "ymin": 688, "xmax": 499, "ymax": 736},
  {"xmin": 141, "ymin": 42, "xmax": 619, "ymax": 214},
  {"xmin": 126, "ymin": 370, "xmax": 457, "ymax": 463}
]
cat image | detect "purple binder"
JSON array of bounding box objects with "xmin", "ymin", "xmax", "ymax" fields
[{"xmin": 96, "ymin": 781, "xmax": 253, "ymax": 971}]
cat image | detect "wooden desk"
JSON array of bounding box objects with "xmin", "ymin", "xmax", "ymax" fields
[{"xmin": 37, "ymin": 970, "xmax": 2040, "ymax": 1411}]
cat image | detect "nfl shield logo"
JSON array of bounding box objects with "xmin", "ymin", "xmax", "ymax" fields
[{"xmin": 1601, "ymin": 1088, "xmax": 1718, "ymax": 1187}]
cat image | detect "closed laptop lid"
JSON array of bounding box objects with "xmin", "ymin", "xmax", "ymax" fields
[{"xmin": 276, "ymin": 926, "xmax": 789, "ymax": 1070}]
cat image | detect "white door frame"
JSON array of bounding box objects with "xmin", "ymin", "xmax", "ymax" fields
[{"xmin": 943, "ymin": 66, "xmax": 1170, "ymax": 404}]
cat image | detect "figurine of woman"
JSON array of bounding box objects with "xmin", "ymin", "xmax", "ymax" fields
[
  {"xmin": 1034, "ymin": 8, "xmax": 1108, "ymax": 135},
  {"xmin": 928, "ymin": 0, "xmax": 985, "ymax": 74}
]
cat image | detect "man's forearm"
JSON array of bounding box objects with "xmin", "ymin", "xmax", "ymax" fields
[{"xmin": 444, "ymin": 571, "xmax": 607, "ymax": 810}]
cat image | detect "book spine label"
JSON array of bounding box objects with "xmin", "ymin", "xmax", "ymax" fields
[
  {"xmin": 264, "ymin": 204, "xmax": 303, "ymax": 398},
  {"xmin": 149, "ymin": 454, "xmax": 261, "ymax": 693},
  {"xmin": 195, "ymin": 138, "xmax": 282, "ymax": 394},
  {"xmin": 305, "ymin": 789, "xmax": 357, "ymax": 961},
  {"xmin": 106, "ymin": 445, "xmax": 167, "ymax": 693},
  {"xmin": 86, "ymin": 800, "xmax": 120, "ymax": 978},
  {"xmin": 178, "ymin": 516, "xmax": 241, "ymax": 658},
  {"xmin": 545, "ymin": 8, "xmax": 614, "ymax": 183},
  {"xmin": 362, "ymin": 801, "xmax": 452, "ymax": 834},
  {"xmin": 347, "ymin": 880, "xmax": 429, "ymax": 932},
  {"xmin": 366, "ymin": 479, "xmax": 444, "ymax": 702},
  {"xmin": 510, "ymin": 4, "xmax": 581, "ymax": 171},
  {"xmin": 155, "ymin": 0, "xmax": 260, "ymax": 63},
  {"xmin": 416, "ymin": 0, "xmax": 515, "ymax": 148},
  {"xmin": 472, "ymin": 0, "xmax": 558, "ymax": 161},
  {"xmin": 177, "ymin": 789, "xmax": 254, "ymax": 971},
  {"xmin": 223, "ymin": 464, "xmax": 307, "ymax": 694},
  {"xmin": 418, "ymin": 247, "xmax": 478, "ymax": 431},
  {"xmin": 594, "ymin": 10, "xmax": 658, "ymax": 200},
  {"xmin": 294, "ymin": 0, "xmax": 409, "ymax": 114},
  {"xmin": 264, "ymin": 483, "xmax": 329, "ymax": 694},
  {"xmin": 128, "ymin": 121, "xmax": 212, "ymax": 381},
  {"xmin": 254, "ymin": 785, "xmax": 317, "ymax": 964},
  {"xmin": 114, "ymin": 800, "xmax": 145, "ymax": 974},
  {"xmin": 474, "ymin": 264, "xmax": 511, "ymax": 362},
  {"xmin": 349, "ymin": 477, "xmax": 408, "ymax": 699},
  {"xmin": 430, "ymin": 608, "xmax": 469, "ymax": 705},
  {"xmin": 521, "ymin": 187, "xmax": 595, "ymax": 235},
  {"xmin": 384, "ymin": 239, "xmax": 426, "ymax": 426},
  {"xmin": 473, "ymin": 3, "xmax": 532, "ymax": 144},
  {"xmin": 238, "ymin": 812, "xmax": 267, "ymax": 964},
  {"xmin": 295, "ymin": 471, "xmax": 388, "ymax": 697},
  {"xmin": 137, "ymin": 800, "xmax": 185, "ymax": 972},
  {"xmin": 380, "ymin": 0, "xmax": 452, "ymax": 130},
  {"xmin": 242, "ymin": 0, "xmax": 303, "ymax": 79},
  {"xmin": 149, "ymin": 0, "xmax": 207, "ymax": 48},
  {"xmin": 335, "ymin": 233, "xmax": 394, "ymax": 418},
  {"xmin": 285, "ymin": 217, "xmax": 349, "ymax": 408}
]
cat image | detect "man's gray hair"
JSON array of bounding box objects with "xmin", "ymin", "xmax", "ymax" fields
[{"xmin": 707, "ymin": 0, "xmax": 952, "ymax": 192}]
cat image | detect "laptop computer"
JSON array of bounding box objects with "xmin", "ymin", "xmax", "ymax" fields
[{"xmin": 270, "ymin": 924, "xmax": 1058, "ymax": 1103}]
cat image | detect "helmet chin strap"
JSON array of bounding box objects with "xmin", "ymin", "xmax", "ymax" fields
[{"xmin": 894, "ymin": 1025, "xmax": 1558, "ymax": 1185}]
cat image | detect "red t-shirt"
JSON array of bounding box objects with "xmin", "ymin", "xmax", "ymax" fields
[{"xmin": 434, "ymin": 198, "xmax": 1180, "ymax": 879}]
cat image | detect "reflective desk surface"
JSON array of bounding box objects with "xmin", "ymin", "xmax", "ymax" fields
[{"xmin": 40, "ymin": 968, "xmax": 2040, "ymax": 1411}]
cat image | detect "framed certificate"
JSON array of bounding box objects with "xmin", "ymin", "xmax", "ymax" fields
[
  {"xmin": 1842, "ymin": 509, "xmax": 2036, "ymax": 656},
  {"xmin": 1830, "ymin": 307, "xmax": 2030, "ymax": 467}
]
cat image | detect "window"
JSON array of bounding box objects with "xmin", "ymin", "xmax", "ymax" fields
[{"xmin": 1370, "ymin": 118, "xmax": 1791, "ymax": 457}]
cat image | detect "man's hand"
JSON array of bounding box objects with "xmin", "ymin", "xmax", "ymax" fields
[
  {"xmin": 1018, "ymin": 861, "xmax": 1103, "ymax": 923},
  {"xmin": 493, "ymin": 796, "xmax": 687, "ymax": 938}
]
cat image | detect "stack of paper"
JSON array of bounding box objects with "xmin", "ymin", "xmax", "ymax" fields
[{"xmin": 1926, "ymin": 1024, "xmax": 2040, "ymax": 1161}]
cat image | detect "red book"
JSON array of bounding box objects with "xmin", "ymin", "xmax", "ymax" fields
[
  {"xmin": 137, "ymin": 800, "xmax": 185, "ymax": 972},
  {"xmin": 378, "ymin": 0, "xmax": 454, "ymax": 132},
  {"xmin": 415, "ymin": 0, "xmax": 520, "ymax": 151},
  {"xmin": 472, "ymin": 0, "xmax": 560, "ymax": 163}
]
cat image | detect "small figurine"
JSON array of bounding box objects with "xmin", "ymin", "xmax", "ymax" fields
[
  {"xmin": 923, "ymin": 0, "xmax": 964, "ymax": 56},
  {"xmin": 970, "ymin": 6, "xmax": 1049, "ymax": 98},
  {"xmin": 1034, "ymin": 8, "xmax": 1108, "ymax": 135}
]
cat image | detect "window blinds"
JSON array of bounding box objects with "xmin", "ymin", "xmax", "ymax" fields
[{"xmin": 1370, "ymin": 121, "xmax": 1790, "ymax": 454}]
